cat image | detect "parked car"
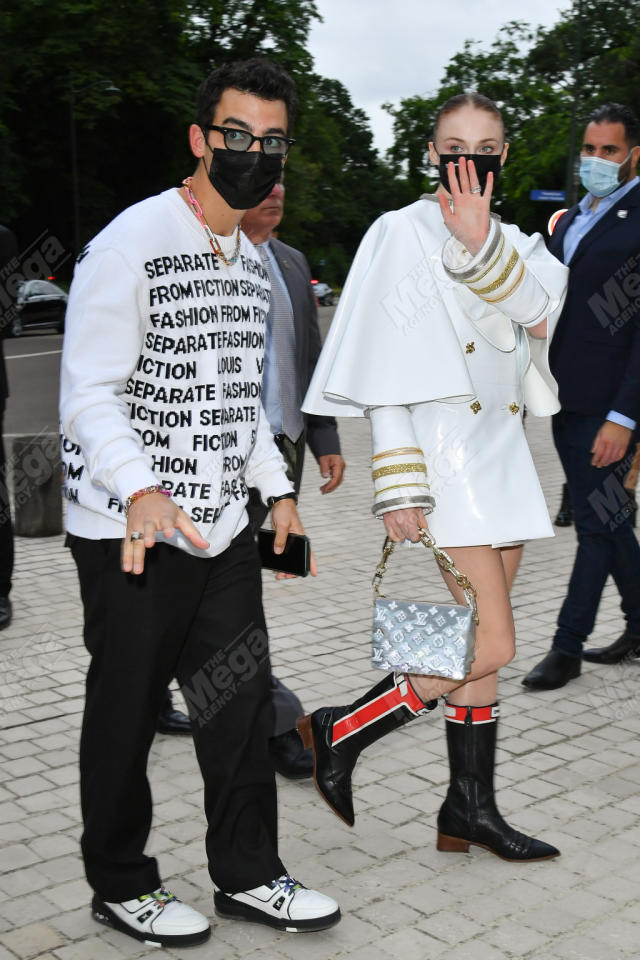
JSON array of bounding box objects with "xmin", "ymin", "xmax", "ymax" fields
[
  {"xmin": 13, "ymin": 279, "xmax": 67, "ymax": 336},
  {"xmin": 311, "ymin": 279, "xmax": 335, "ymax": 306}
]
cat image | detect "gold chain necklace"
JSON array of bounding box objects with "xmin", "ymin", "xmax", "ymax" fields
[{"xmin": 181, "ymin": 177, "xmax": 241, "ymax": 266}]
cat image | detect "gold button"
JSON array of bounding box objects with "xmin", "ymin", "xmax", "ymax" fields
[
  {"xmin": 470, "ymin": 401, "xmax": 482, "ymax": 414},
  {"xmin": 465, "ymin": 341, "xmax": 475, "ymax": 354},
  {"xmin": 509, "ymin": 402, "xmax": 520, "ymax": 415}
]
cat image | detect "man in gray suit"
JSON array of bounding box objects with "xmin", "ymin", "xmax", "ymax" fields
[{"xmin": 241, "ymin": 181, "xmax": 345, "ymax": 778}]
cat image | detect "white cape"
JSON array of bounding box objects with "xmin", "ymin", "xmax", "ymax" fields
[{"xmin": 303, "ymin": 198, "xmax": 566, "ymax": 418}]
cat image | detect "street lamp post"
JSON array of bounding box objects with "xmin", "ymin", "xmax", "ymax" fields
[{"xmin": 68, "ymin": 79, "xmax": 119, "ymax": 254}]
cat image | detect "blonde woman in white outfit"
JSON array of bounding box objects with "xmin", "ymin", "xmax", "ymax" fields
[{"xmin": 298, "ymin": 93, "xmax": 568, "ymax": 861}]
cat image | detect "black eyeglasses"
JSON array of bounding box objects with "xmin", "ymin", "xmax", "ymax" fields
[{"xmin": 205, "ymin": 124, "xmax": 295, "ymax": 157}]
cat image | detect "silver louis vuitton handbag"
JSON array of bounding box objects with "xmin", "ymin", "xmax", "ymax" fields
[{"xmin": 371, "ymin": 529, "xmax": 478, "ymax": 681}]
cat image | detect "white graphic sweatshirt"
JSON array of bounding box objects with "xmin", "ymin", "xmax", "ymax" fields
[{"xmin": 60, "ymin": 187, "xmax": 293, "ymax": 557}]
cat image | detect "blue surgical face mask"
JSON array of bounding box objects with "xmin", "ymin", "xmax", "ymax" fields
[{"xmin": 579, "ymin": 152, "xmax": 631, "ymax": 198}]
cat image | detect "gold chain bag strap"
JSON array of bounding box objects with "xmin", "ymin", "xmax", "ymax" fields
[{"xmin": 371, "ymin": 528, "xmax": 479, "ymax": 680}]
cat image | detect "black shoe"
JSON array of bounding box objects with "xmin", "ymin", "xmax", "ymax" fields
[
  {"xmin": 521, "ymin": 649, "xmax": 581, "ymax": 690},
  {"xmin": 157, "ymin": 690, "xmax": 192, "ymax": 735},
  {"xmin": 437, "ymin": 702, "xmax": 560, "ymax": 862},
  {"xmin": 269, "ymin": 729, "xmax": 313, "ymax": 780},
  {"xmin": 0, "ymin": 596, "xmax": 12, "ymax": 630},
  {"xmin": 625, "ymin": 490, "xmax": 637, "ymax": 528},
  {"xmin": 297, "ymin": 674, "xmax": 437, "ymax": 826},
  {"xmin": 554, "ymin": 483, "xmax": 573, "ymax": 527},
  {"xmin": 582, "ymin": 629, "xmax": 640, "ymax": 665}
]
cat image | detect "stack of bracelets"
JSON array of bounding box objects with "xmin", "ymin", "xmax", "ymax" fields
[{"xmin": 124, "ymin": 485, "xmax": 172, "ymax": 516}]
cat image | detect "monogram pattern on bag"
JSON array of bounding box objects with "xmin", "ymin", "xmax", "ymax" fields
[{"xmin": 372, "ymin": 598, "xmax": 475, "ymax": 680}]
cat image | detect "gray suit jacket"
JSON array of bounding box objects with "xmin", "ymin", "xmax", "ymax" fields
[{"xmin": 269, "ymin": 236, "xmax": 340, "ymax": 464}]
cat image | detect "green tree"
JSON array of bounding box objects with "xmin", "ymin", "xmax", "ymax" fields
[
  {"xmin": 0, "ymin": 0, "xmax": 322, "ymax": 263},
  {"xmin": 384, "ymin": 2, "xmax": 640, "ymax": 235},
  {"xmin": 384, "ymin": 94, "xmax": 437, "ymax": 197},
  {"xmin": 383, "ymin": 22, "xmax": 570, "ymax": 234},
  {"xmin": 530, "ymin": 0, "xmax": 640, "ymax": 116},
  {"xmin": 0, "ymin": 0, "xmax": 407, "ymax": 283},
  {"xmin": 281, "ymin": 74, "xmax": 412, "ymax": 284}
]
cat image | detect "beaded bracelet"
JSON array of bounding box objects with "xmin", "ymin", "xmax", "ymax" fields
[{"xmin": 124, "ymin": 484, "xmax": 172, "ymax": 516}]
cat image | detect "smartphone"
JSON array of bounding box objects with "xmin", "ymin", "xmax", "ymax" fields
[{"xmin": 257, "ymin": 529, "xmax": 310, "ymax": 577}]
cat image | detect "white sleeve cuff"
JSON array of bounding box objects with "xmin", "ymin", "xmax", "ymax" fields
[
  {"xmin": 243, "ymin": 405, "xmax": 294, "ymax": 502},
  {"xmin": 441, "ymin": 219, "xmax": 499, "ymax": 277},
  {"xmin": 443, "ymin": 221, "xmax": 549, "ymax": 328},
  {"xmin": 369, "ymin": 406, "xmax": 435, "ymax": 516},
  {"xmin": 111, "ymin": 459, "xmax": 164, "ymax": 507}
]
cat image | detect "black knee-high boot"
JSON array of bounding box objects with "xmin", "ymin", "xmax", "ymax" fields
[
  {"xmin": 437, "ymin": 702, "xmax": 560, "ymax": 861},
  {"xmin": 298, "ymin": 673, "xmax": 437, "ymax": 826}
]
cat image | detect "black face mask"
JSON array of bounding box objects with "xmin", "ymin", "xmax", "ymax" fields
[
  {"xmin": 437, "ymin": 153, "xmax": 502, "ymax": 195},
  {"xmin": 206, "ymin": 148, "xmax": 283, "ymax": 210}
]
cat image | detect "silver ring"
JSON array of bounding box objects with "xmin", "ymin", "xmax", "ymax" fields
[
  {"xmin": 471, "ymin": 186, "xmax": 482, "ymax": 194},
  {"xmin": 130, "ymin": 532, "xmax": 143, "ymax": 542}
]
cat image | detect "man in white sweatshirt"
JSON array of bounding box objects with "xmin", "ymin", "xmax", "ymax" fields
[{"xmin": 59, "ymin": 58, "xmax": 340, "ymax": 948}]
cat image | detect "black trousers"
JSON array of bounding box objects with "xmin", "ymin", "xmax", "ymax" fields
[
  {"xmin": 246, "ymin": 431, "xmax": 307, "ymax": 736},
  {"xmin": 0, "ymin": 402, "xmax": 14, "ymax": 595},
  {"xmin": 69, "ymin": 526, "xmax": 284, "ymax": 902}
]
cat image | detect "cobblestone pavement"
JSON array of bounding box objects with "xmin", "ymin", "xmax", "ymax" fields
[{"xmin": 1, "ymin": 411, "xmax": 639, "ymax": 960}]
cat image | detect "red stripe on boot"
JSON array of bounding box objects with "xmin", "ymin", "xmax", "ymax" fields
[
  {"xmin": 444, "ymin": 703, "xmax": 500, "ymax": 724},
  {"xmin": 332, "ymin": 675, "xmax": 425, "ymax": 745}
]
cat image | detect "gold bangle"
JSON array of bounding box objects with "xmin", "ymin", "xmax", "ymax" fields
[
  {"xmin": 375, "ymin": 481, "xmax": 431, "ymax": 497},
  {"xmin": 481, "ymin": 261, "xmax": 526, "ymax": 304},
  {"xmin": 471, "ymin": 248, "xmax": 520, "ymax": 296},
  {"xmin": 372, "ymin": 463, "xmax": 427, "ymax": 480},
  {"xmin": 371, "ymin": 446, "xmax": 424, "ymax": 462}
]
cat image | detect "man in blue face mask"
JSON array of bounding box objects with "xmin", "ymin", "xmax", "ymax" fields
[{"xmin": 523, "ymin": 103, "xmax": 640, "ymax": 691}]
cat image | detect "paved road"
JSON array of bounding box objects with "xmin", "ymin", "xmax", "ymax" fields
[
  {"xmin": 4, "ymin": 334, "xmax": 63, "ymax": 438},
  {"xmin": 1, "ymin": 410, "xmax": 639, "ymax": 960},
  {"xmin": 3, "ymin": 302, "xmax": 640, "ymax": 959}
]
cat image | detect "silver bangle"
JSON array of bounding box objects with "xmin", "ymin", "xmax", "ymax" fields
[{"xmin": 372, "ymin": 495, "xmax": 436, "ymax": 517}]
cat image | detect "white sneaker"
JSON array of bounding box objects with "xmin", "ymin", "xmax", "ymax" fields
[
  {"xmin": 214, "ymin": 874, "xmax": 340, "ymax": 932},
  {"xmin": 92, "ymin": 886, "xmax": 211, "ymax": 947}
]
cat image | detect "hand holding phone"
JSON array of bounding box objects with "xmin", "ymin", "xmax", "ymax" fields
[{"xmin": 258, "ymin": 529, "xmax": 311, "ymax": 577}]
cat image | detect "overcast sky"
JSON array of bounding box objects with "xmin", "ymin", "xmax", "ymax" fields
[{"xmin": 308, "ymin": 0, "xmax": 573, "ymax": 154}]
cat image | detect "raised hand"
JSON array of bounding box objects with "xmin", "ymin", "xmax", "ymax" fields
[{"xmin": 437, "ymin": 156, "xmax": 492, "ymax": 256}]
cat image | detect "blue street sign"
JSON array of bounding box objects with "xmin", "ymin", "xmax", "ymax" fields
[{"xmin": 530, "ymin": 189, "xmax": 566, "ymax": 202}]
